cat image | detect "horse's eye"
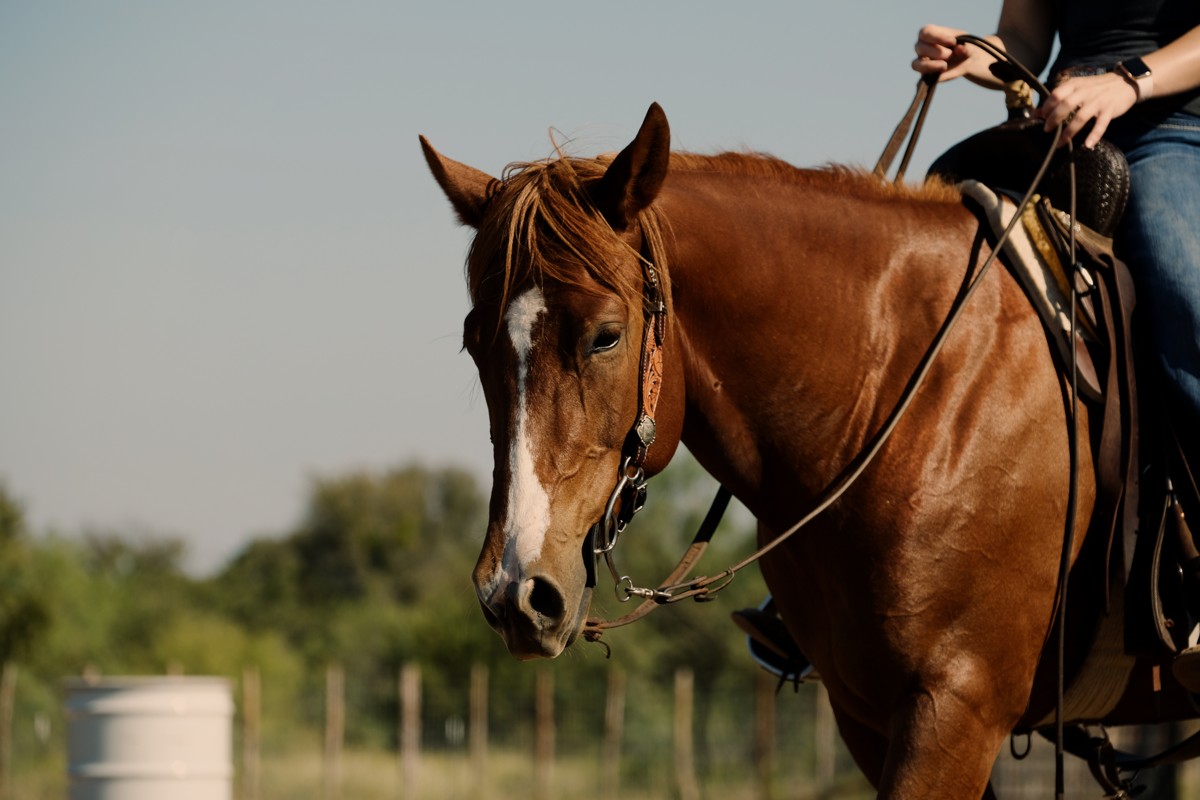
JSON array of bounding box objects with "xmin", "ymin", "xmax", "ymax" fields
[
  {"xmin": 589, "ymin": 328, "xmax": 621, "ymax": 355},
  {"xmin": 462, "ymin": 307, "xmax": 483, "ymax": 355}
]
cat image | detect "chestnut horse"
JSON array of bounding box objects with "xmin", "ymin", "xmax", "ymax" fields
[{"xmin": 422, "ymin": 104, "xmax": 1160, "ymax": 798}]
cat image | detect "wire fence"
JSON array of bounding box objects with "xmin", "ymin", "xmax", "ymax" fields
[{"xmin": 3, "ymin": 658, "xmax": 1198, "ymax": 800}]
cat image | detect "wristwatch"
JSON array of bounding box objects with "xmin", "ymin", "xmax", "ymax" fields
[{"xmin": 1115, "ymin": 57, "xmax": 1154, "ymax": 102}]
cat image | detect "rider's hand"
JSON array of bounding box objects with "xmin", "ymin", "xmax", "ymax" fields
[
  {"xmin": 1037, "ymin": 72, "xmax": 1138, "ymax": 149},
  {"xmin": 912, "ymin": 25, "xmax": 975, "ymax": 81}
]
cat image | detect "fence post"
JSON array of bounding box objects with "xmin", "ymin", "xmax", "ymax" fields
[
  {"xmin": 534, "ymin": 667, "xmax": 555, "ymax": 800},
  {"xmin": 242, "ymin": 666, "xmax": 261, "ymax": 800},
  {"xmin": 0, "ymin": 662, "xmax": 15, "ymax": 800},
  {"xmin": 755, "ymin": 669, "xmax": 776, "ymax": 800},
  {"xmin": 469, "ymin": 664, "xmax": 488, "ymax": 800},
  {"xmin": 399, "ymin": 663, "xmax": 421, "ymax": 799},
  {"xmin": 602, "ymin": 667, "xmax": 625, "ymax": 798},
  {"xmin": 324, "ymin": 663, "xmax": 344, "ymax": 800},
  {"xmin": 674, "ymin": 668, "xmax": 699, "ymax": 800},
  {"xmin": 814, "ymin": 682, "xmax": 836, "ymax": 798}
]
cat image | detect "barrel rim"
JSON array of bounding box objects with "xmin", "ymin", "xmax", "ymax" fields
[{"xmin": 62, "ymin": 676, "xmax": 233, "ymax": 690}]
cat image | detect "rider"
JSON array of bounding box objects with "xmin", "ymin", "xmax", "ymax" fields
[{"xmin": 736, "ymin": 1, "xmax": 1200, "ymax": 694}]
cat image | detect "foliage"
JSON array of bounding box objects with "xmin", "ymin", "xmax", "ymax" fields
[
  {"xmin": 4, "ymin": 455, "xmax": 781, "ymax": 780},
  {"xmin": 0, "ymin": 485, "xmax": 49, "ymax": 663}
]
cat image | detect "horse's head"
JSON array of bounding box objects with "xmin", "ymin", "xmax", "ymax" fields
[{"xmin": 421, "ymin": 104, "xmax": 682, "ymax": 659}]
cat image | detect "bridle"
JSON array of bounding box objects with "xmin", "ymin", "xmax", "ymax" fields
[
  {"xmin": 580, "ymin": 249, "xmax": 737, "ymax": 643},
  {"xmin": 583, "ymin": 256, "xmax": 664, "ymax": 582},
  {"xmin": 581, "ymin": 35, "xmax": 1083, "ymax": 652}
]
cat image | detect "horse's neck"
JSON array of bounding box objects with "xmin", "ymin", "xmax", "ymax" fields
[{"xmin": 660, "ymin": 172, "xmax": 973, "ymax": 517}]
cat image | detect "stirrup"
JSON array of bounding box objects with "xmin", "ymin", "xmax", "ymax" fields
[{"xmin": 731, "ymin": 596, "xmax": 817, "ymax": 684}]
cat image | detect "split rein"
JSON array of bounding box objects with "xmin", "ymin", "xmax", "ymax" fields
[{"xmin": 582, "ymin": 35, "xmax": 1083, "ymax": 649}]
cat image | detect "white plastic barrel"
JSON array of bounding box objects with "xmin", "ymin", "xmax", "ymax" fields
[{"xmin": 64, "ymin": 677, "xmax": 233, "ymax": 800}]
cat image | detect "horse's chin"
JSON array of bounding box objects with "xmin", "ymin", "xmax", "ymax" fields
[{"xmin": 496, "ymin": 587, "xmax": 592, "ymax": 661}]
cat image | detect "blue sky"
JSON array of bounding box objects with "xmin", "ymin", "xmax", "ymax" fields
[{"xmin": 1, "ymin": 1, "xmax": 1003, "ymax": 574}]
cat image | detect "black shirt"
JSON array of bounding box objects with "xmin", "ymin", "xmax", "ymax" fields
[{"xmin": 1051, "ymin": 0, "xmax": 1200, "ymax": 117}]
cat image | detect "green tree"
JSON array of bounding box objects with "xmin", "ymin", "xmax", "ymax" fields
[
  {"xmin": 271, "ymin": 466, "xmax": 479, "ymax": 603},
  {"xmin": 206, "ymin": 463, "xmax": 491, "ymax": 740},
  {"xmin": 0, "ymin": 486, "xmax": 49, "ymax": 664}
]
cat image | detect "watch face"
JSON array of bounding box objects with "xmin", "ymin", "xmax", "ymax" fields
[{"xmin": 1121, "ymin": 57, "xmax": 1152, "ymax": 79}]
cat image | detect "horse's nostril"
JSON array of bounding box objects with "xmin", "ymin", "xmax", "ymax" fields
[{"xmin": 529, "ymin": 577, "xmax": 565, "ymax": 621}]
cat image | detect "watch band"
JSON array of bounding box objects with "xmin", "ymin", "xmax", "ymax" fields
[{"xmin": 1116, "ymin": 57, "xmax": 1154, "ymax": 102}]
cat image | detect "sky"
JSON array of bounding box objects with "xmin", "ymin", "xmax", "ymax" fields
[{"xmin": 0, "ymin": 1, "xmax": 1004, "ymax": 575}]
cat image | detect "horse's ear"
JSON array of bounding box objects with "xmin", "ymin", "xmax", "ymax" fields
[
  {"xmin": 593, "ymin": 103, "xmax": 670, "ymax": 230},
  {"xmin": 420, "ymin": 135, "xmax": 494, "ymax": 229}
]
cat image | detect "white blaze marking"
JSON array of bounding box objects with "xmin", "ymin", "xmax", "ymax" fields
[{"xmin": 503, "ymin": 287, "xmax": 551, "ymax": 573}]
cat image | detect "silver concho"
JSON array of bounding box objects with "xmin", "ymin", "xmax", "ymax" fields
[{"xmin": 635, "ymin": 414, "xmax": 657, "ymax": 448}]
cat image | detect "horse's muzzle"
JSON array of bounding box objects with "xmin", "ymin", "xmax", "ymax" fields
[{"xmin": 476, "ymin": 573, "xmax": 587, "ymax": 660}]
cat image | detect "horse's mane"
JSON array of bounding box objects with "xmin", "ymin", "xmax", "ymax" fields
[
  {"xmin": 467, "ymin": 150, "xmax": 959, "ymax": 318},
  {"xmin": 666, "ymin": 151, "xmax": 961, "ymax": 202}
]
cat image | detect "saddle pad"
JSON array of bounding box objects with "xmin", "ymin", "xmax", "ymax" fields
[{"xmin": 960, "ymin": 180, "xmax": 1103, "ymax": 401}]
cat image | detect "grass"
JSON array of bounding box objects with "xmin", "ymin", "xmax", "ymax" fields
[
  {"xmin": 11, "ymin": 745, "xmax": 874, "ymax": 800},
  {"xmin": 253, "ymin": 747, "xmax": 873, "ymax": 800},
  {"xmin": 20, "ymin": 732, "xmax": 1199, "ymax": 799}
]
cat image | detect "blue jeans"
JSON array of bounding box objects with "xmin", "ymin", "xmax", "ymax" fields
[{"xmin": 1106, "ymin": 111, "xmax": 1200, "ymax": 439}]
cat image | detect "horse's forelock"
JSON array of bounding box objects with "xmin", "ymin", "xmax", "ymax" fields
[{"xmin": 467, "ymin": 156, "xmax": 667, "ymax": 333}]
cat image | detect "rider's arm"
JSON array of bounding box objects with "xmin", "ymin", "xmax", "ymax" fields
[
  {"xmin": 1141, "ymin": 24, "xmax": 1200, "ymax": 100},
  {"xmin": 993, "ymin": 0, "xmax": 1056, "ymax": 80}
]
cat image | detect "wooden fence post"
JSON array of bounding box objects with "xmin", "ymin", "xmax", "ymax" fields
[
  {"xmin": 399, "ymin": 663, "xmax": 421, "ymax": 799},
  {"xmin": 242, "ymin": 666, "xmax": 261, "ymax": 800},
  {"xmin": 674, "ymin": 668, "xmax": 699, "ymax": 800},
  {"xmin": 534, "ymin": 667, "xmax": 555, "ymax": 800},
  {"xmin": 814, "ymin": 682, "xmax": 836, "ymax": 798},
  {"xmin": 0, "ymin": 662, "xmax": 15, "ymax": 800},
  {"xmin": 755, "ymin": 669, "xmax": 777, "ymax": 800},
  {"xmin": 469, "ymin": 664, "xmax": 488, "ymax": 799},
  {"xmin": 601, "ymin": 667, "xmax": 625, "ymax": 799},
  {"xmin": 323, "ymin": 663, "xmax": 344, "ymax": 800}
]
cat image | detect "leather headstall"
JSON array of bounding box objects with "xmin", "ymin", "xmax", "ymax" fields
[
  {"xmin": 584, "ymin": 258, "xmax": 666, "ymax": 584},
  {"xmin": 629, "ymin": 260, "xmax": 666, "ymax": 467}
]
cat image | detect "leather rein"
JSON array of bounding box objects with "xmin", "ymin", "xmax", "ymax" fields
[{"xmin": 582, "ymin": 35, "xmax": 1079, "ymax": 648}]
